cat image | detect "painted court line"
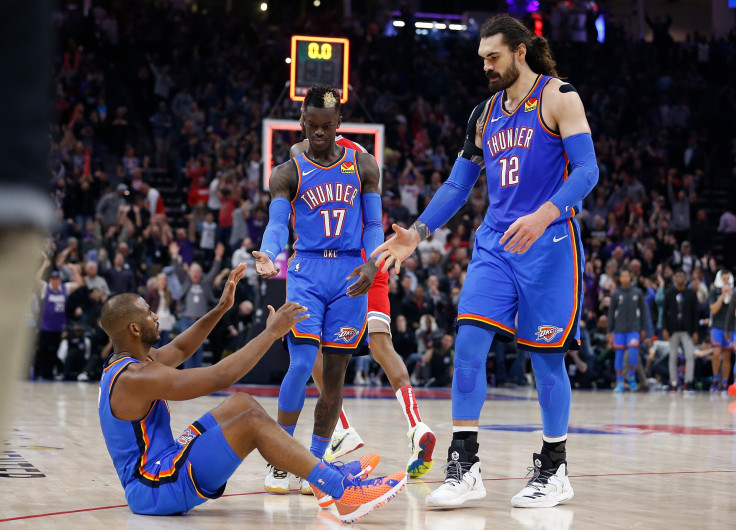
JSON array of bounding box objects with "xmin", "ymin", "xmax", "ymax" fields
[{"xmin": 2, "ymin": 470, "xmax": 734, "ymax": 522}]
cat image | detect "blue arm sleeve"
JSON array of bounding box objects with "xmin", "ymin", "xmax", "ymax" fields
[
  {"xmin": 258, "ymin": 197, "xmax": 291, "ymax": 261},
  {"xmin": 550, "ymin": 133, "xmax": 599, "ymax": 219},
  {"xmin": 361, "ymin": 192, "xmax": 383, "ymax": 259},
  {"xmin": 417, "ymin": 157, "xmax": 482, "ymax": 233}
]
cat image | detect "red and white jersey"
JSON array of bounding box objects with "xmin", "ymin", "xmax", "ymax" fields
[{"xmin": 336, "ymin": 135, "xmax": 368, "ymax": 153}]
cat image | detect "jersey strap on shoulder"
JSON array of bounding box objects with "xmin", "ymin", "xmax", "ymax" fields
[{"xmin": 459, "ymin": 99, "xmax": 490, "ymax": 162}]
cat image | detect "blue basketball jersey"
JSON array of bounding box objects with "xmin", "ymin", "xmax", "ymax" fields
[
  {"xmin": 482, "ymin": 74, "xmax": 580, "ymax": 232},
  {"xmin": 292, "ymin": 147, "xmax": 364, "ymax": 252},
  {"xmin": 99, "ymin": 356, "xmax": 180, "ymax": 489}
]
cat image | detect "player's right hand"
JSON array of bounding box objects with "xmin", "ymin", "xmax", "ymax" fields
[
  {"xmin": 265, "ymin": 302, "xmax": 309, "ymax": 338},
  {"xmin": 252, "ymin": 251, "xmax": 281, "ymax": 278},
  {"xmin": 371, "ymin": 223, "xmax": 421, "ymax": 274}
]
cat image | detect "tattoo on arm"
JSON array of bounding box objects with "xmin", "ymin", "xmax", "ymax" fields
[{"xmin": 412, "ymin": 221, "xmax": 430, "ymax": 241}]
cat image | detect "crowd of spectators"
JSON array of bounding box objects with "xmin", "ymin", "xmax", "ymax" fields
[{"xmin": 33, "ymin": 1, "xmax": 736, "ymax": 390}]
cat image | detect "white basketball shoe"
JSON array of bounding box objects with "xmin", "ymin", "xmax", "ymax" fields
[
  {"xmin": 324, "ymin": 426, "xmax": 364, "ymax": 461},
  {"xmin": 264, "ymin": 465, "xmax": 290, "ymax": 494},
  {"xmin": 425, "ymin": 442, "xmax": 486, "ymax": 507},
  {"xmin": 511, "ymin": 453, "xmax": 574, "ymax": 508}
]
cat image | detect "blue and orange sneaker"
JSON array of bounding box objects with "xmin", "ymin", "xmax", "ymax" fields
[
  {"xmin": 334, "ymin": 471, "xmax": 408, "ymax": 523},
  {"xmin": 312, "ymin": 452, "xmax": 380, "ymax": 507},
  {"xmin": 407, "ymin": 422, "xmax": 436, "ymax": 478}
]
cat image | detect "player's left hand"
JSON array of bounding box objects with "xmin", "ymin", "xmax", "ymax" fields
[
  {"xmin": 500, "ymin": 202, "xmax": 559, "ymax": 254},
  {"xmin": 346, "ymin": 260, "xmax": 378, "ymax": 297},
  {"xmin": 216, "ymin": 263, "xmax": 246, "ymax": 311}
]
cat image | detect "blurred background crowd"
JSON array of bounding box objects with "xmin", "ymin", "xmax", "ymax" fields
[{"xmin": 34, "ymin": 0, "xmax": 736, "ymax": 393}]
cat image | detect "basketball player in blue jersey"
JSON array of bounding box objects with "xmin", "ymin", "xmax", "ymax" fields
[
  {"xmin": 373, "ymin": 14, "xmax": 599, "ymax": 509},
  {"xmin": 253, "ymin": 86, "xmax": 386, "ymax": 495},
  {"xmin": 97, "ymin": 265, "xmax": 406, "ymax": 523},
  {"xmin": 289, "ymin": 114, "xmax": 436, "ymax": 480}
]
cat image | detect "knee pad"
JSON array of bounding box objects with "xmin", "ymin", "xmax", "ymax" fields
[
  {"xmin": 454, "ymin": 353, "xmax": 483, "ymax": 394},
  {"xmin": 279, "ymin": 341, "xmax": 318, "ymax": 412},
  {"xmin": 453, "ymin": 325, "xmax": 495, "ymax": 394},
  {"xmin": 288, "ymin": 351, "xmax": 315, "ymax": 381},
  {"xmin": 530, "ymin": 352, "xmax": 568, "ymax": 411},
  {"xmin": 536, "ymin": 372, "xmax": 556, "ymax": 410}
]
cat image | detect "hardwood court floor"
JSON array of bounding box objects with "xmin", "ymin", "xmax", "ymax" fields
[{"xmin": 2, "ymin": 382, "xmax": 735, "ymax": 529}]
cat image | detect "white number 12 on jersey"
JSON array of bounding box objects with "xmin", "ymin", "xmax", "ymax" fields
[{"xmin": 499, "ymin": 155, "xmax": 520, "ymax": 187}]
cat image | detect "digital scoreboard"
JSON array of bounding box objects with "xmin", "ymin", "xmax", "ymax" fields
[{"xmin": 289, "ymin": 35, "xmax": 350, "ymax": 103}]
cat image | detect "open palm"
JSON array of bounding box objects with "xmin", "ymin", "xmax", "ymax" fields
[{"xmin": 370, "ymin": 223, "xmax": 420, "ymax": 273}]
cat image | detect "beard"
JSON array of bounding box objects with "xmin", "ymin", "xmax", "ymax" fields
[
  {"xmin": 141, "ymin": 324, "xmax": 160, "ymax": 348},
  {"xmin": 486, "ymin": 59, "xmax": 520, "ymax": 92}
]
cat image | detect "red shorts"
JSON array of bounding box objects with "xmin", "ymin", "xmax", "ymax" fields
[{"xmin": 367, "ymin": 268, "xmax": 391, "ymax": 333}]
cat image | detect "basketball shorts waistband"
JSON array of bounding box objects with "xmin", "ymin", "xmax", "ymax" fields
[{"xmin": 295, "ymin": 249, "xmax": 362, "ymax": 259}]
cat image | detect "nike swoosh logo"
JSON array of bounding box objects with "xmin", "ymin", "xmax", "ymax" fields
[
  {"xmin": 553, "ymin": 235, "xmax": 569, "ymax": 243},
  {"xmin": 330, "ymin": 438, "xmax": 344, "ymax": 452},
  {"xmin": 303, "ymin": 168, "xmax": 317, "ymax": 176},
  {"xmin": 491, "ymin": 116, "xmax": 503, "ymax": 122}
]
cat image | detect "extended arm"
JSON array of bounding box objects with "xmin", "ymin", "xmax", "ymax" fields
[
  {"xmin": 112, "ymin": 302, "xmax": 309, "ymax": 415},
  {"xmin": 371, "ymin": 102, "xmax": 487, "ymax": 272},
  {"xmin": 151, "ymin": 265, "xmax": 245, "ymax": 367},
  {"xmin": 253, "ymin": 163, "xmax": 297, "ymax": 278},
  {"xmin": 415, "ymin": 101, "xmax": 487, "ymax": 235}
]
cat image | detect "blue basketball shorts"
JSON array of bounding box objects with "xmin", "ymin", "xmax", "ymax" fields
[
  {"xmin": 614, "ymin": 331, "xmax": 641, "ymax": 349},
  {"xmin": 711, "ymin": 328, "xmax": 732, "ymax": 348},
  {"xmin": 124, "ymin": 414, "xmax": 240, "ymax": 515},
  {"xmin": 286, "ymin": 250, "xmax": 368, "ymax": 354},
  {"xmin": 457, "ymin": 219, "xmax": 584, "ymax": 354}
]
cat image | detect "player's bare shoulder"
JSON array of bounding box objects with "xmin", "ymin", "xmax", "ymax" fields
[
  {"xmin": 541, "ymin": 78, "xmax": 588, "ymax": 134},
  {"xmin": 543, "ymin": 78, "xmax": 581, "ymax": 105},
  {"xmin": 289, "ymin": 139, "xmax": 309, "ymax": 158},
  {"xmin": 356, "ymin": 151, "xmax": 380, "ymax": 193},
  {"xmin": 269, "ymin": 159, "xmax": 299, "ymax": 199}
]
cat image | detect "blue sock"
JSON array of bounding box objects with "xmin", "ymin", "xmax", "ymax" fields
[
  {"xmin": 310, "ymin": 434, "xmax": 330, "ymax": 459},
  {"xmin": 616, "ymin": 373, "xmax": 624, "ymax": 384},
  {"xmin": 306, "ymin": 460, "xmax": 349, "ymax": 498},
  {"xmin": 279, "ymin": 423, "xmax": 296, "ymax": 437}
]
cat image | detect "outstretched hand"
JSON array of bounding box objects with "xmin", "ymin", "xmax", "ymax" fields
[
  {"xmin": 217, "ymin": 263, "xmax": 246, "ymax": 311},
  {"xmin": 370, "ymin": 223, "xmax": 421, "ymax": 274},
  {"xmin": 346, "ymin": 260, "xmax": 378, "ymax": 297},
  {"xmin": 252, "ymin": 251, "xmax": 280, "ymax": 278},
  {"xmin": 265, "ymin": 302, "xmax": 309, "ymax": 338}
]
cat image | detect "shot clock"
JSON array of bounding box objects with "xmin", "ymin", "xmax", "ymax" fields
[{"xmin": 289, "ymin": 35, "xmax": 350, "ymax": 103}]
